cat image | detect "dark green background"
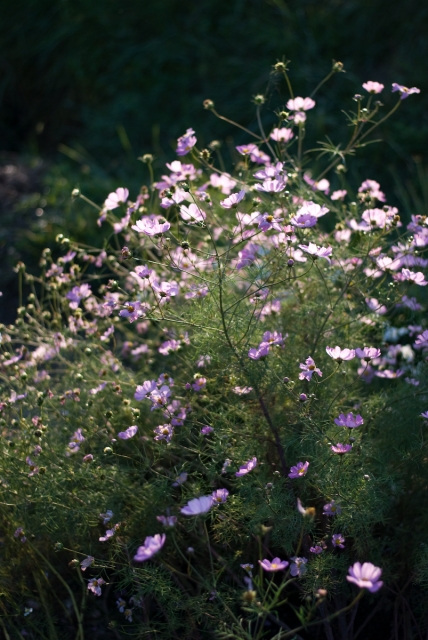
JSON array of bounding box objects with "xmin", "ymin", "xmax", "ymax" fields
[{"xmin": 0, "ymin": 0, "xmax": 427, "ymax": 321}]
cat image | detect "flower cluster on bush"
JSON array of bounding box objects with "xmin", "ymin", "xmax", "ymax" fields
[{"xmin": 1, "ymin": 62, "xmax": 427, "ymax": 638}]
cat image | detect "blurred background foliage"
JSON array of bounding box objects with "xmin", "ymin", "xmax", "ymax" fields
[{"xmin": 0, "ymin": 0, "xmax": 428, "ymax": 320}]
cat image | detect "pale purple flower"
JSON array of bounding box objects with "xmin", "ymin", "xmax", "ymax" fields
[
  {"xmin": 220, "ymin": 190, "xmax": 246, "ymax": 209},
  {"xmin": 236, "ymin": 143, "xmax": 258, "ymax": 156},
  {"xmin": 117, "ymin": 598, "xmax": 126, "ymax": 613},
  {"xmin": 355, "ymin": 347, "xmax": 381, "ymax": 361},
  {"xmin": 323, "ymin": 500, "xmax": 341, "ymax": 516},
  {"xmin": 299, "ymin": 243, "xmax": 332, "ymax": 263},
  {"xmin": 154, "ymin": 423, "xmax": 174, "ymax": 443},
  {"xmin": 347, "ymin": 562, "xmax": 383, "ymax": 592},
  {"xmin": 100, "ymin": 510, "xmax": 113, "ymax": 525},
  {"xmin": 159, "ymin": 339, "xmax": 181, "ymax": 355},
  {"xmin": 236, "ymin": 244, "xmax": 259, "ymax": 269},
  {"xmin": 362, "ymin": 81, "xmax": 384, "ymax": 94},
  {"xmin": 118, "ymin": 425, "xmax": 138, "ymax": 440},
  {"xmin": 366, "ymin": 297, "xmax": 387, "ymax": 315},
  {"xmin": 331, "ymin": 189, "xmax": 347, "ymax": 200},
  {"xmin": 287, "ymin": 97, "xmax": 315, "ymax": 111},
  {"xmin": 196, "ymin": 355, "xmax": 211, "ymax": 368},
  {"xmin": 99, "ymin": 524, "xmax": 119, "ymax": 542},
  {"xmin": 290, "ymin": 557, "xmax": 308, "ymax": 577},
  {"xmin": 68, "ymin": 428, "xmax": 85, "ymax": 452},
  {"xmin": 150, "ymin": 385, "xmax": 172, "ymax": 409},
  {"xmin": 304, "ymin": 174, "xmax": 330, "ymax": 193},
  {"xmin": 134, "ymin": 380, "xmax": 157, "ymax": 400},
  {"xmin": 299, "ymin": 357, "xmax": 322, "ymax": 381},
  {"xmin": 331, "ymin": 443, "xmax": 352, "ymax": 455},
  {"xmin": 104, "ymin": 188, "xmax": 129, "ymax": 210},
  {"xmin": 192, "ymin": 377, "xmax": 207, "ymax": 392},
  {"xmin": 180, "ymin": 496, "xmax": 213, "ymax": 516},
  {"xmin": 134, "ymin": 534, "xmax": 166, "ymax": 561},
  {"xmin": 310, "ymin": 545, "xmax": 324, "ymax": 554},
  {"xmin": 396, "ymin": 268, "xmax": 427, "ymax": 286},
  {"xmin": 250, "ymin": 148, "xmax": 270, "ymax": 164},
  {"xmin": 334, "ymin": 412, "xmax": 364, "ymax": 428},
  {"xmin": 152, "ymin": 280, "xmax": 179, "ymax": 304},
  {"xmin": 290, "ymin": 213, "xmax": 318, "ymax": 228},
  {"xmin": 254, "ymin": 162, "xmax": 285, "ymax": 180},
  {"xmin": 326, "ymin": 346, "xmax": 356, "ymax": 362},
  {"xmin": 256, "ymin": 212, "xmax": 284, "ymax": 232},
  {"xmin": 82, "ymin": 454, "xmax": 94, "ymax": 463},
  {"xmin": 66, "ymin": 284, "xmax": 91, "ymax": 310},
  {"xmin": 332, "ymin": 534, "xmax": 345, "ymax": 549},
  {"xmin": 254, "ymin": 179, "xmax": 286, "ymax": 193},
  {"xmin": 100, "ymin": 325, "xmax": 114, "ymax": 342},
  {"xmin": 259, "ymin": 557, "xmax": 289, "ymax": 572},
  {"xmin": 172, "ymin": 471, "xmax": 188, "ymax": 487},
  {"xmin": 201, "ymin": 425, "xmax": 214, "ymax": 435},
  {"xmin": 156, "ymin": 515, "xmax": 177, "ymax": 527},
  {"xmin": 212, "ymin": 488, "xmax": 229, "ymax": 504},
  {"xmin": 420, "ymin": 411, "xmax": 428, "ymax": 420},
  {"xmin": 176, "ymin": 128, "xmax": 197, "ymax": 155},
  {"xmin": 375, "ymin": 369, "xmax": 404, "ymax": 379},
  {"xmin": 414, "ymin": 330, "xmax": 428, "ymax": 349},
  {"xmin": 132, "ymin": 217, "xmax": 171, "ymax": 236},
  {"xmin": 288, "ymin": 461, "xmax": 309, "ymax": 478},
  {"xmin": 270, "ymin": 127, "xmax": 294, "ymax": 142},
  {"xmin": 248, "ymin": 343, "xmax": 270, "ymax": 360},
  {"xmin": 400, "ymin": 295, "xmax": 422, "ymax": 311},
  {"xmin": 87, "ymin": 578, "xmax": 105, "ymax": 596},
  {"xmin": 14, "ymin": 527, "xmax": 27, "ymax": 543},
  {"xmin": 358, "ymin": 179, "xmax": 386, "ymax": 202},
  {"xmin": 232, "ymin": 386, "xmax": 253, "ymax": 395},
  {"xmin": 119, "ymin": 301, "xmax": 148, "ymax": 323},
  {"xmin": 392, "ymin": 83, "xmax": 420, "ymax": 99},
  {"xmin": 180, "ymin": 203, "xmax": 206, "ymax": 223},
  {"xmin": 235, "ymin": 457, "xmax": 257, "ymax": 477},
  {"xmin": 80, "ymin": 556, "xmax": 94, "ymax": 571},
  {"xmin": 262, "ymin": 331, "xmax": 285, "ymax": 346},
  {"xmin": 185, "ymin": 285, "xmax": 209, "ymax": 299},
  {"xmin": 210, "ymin": 173, "xmax": 237, "ymax": 194}
]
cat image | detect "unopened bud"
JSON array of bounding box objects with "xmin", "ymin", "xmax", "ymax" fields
[
  {"xmin": 253, "ymin": 94, "xmax": 266, "ymax": 105},
  {"xmin": 203, "ymin": 99, "xmax": 215, "ymax": 110},
  {"xmin": 140, "ymin": 154, "xmax": 154, "ymax": 164},
  {"xmin": 332, "ymin": 60, "xmax": 344, "ymax": 72},
  {"xmin": 299, "ymin": 393, "xmax": 308, "ymax": 402},
  {"xmin": 273, "ymin": 61, "xmax": 288, "ymax": 73},
  {"xmin": 71, "ymin": 188, "xmax": 80, "ymax": 198}
]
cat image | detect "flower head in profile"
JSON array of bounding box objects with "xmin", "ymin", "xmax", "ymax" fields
[
  {"xmin": 299, "ymin": 357, "xmax": 322, "ymax": 381},
  {"xmin": 270, "ymin": 128, "xmax": 294, "ymax": 142},
  {"xmin": 180, "ymin": 496, "xmax": 213, "ymax": 516},
  {"xmin": 259, "ymin": 557, "xmax": 289, "ymax": 572},
  {"xmin": 131, "ymin": 216, "xmax": 171, "ymax": 236},
  {"xmin": 236, "ymin": 143, "xmax": 258, "ymax": 156},
  {"xmin": 290, "ymin": 557, "xmax": 308, "ymax": 577},
  {"xmin": 220, "ymin": 190, "xmax": 246, "ymax": 209},
  {"xmin": 104, "ymin": 188, "xmax": 129, "ymax": 210},
  {"xmin": 235, "ymin": 457, "xmax": 257, "ymax": 477},
  {"xmin": 362, "ymin": 81, "xmax": 384, "ymax": 94},
  {"xmin": 331, "ymin": 443, "xmax": 352, "ymax": 455},
  {"xmin": 299, "ymin": 243, "xmax": 332, "ymax": 263},
  {"xmin": 118, "ymin": 425, "xmax": 138, "ymax": 440},
  {"xmin": 156, "ymin": 515, "xmax": 177, "ymax": 528},
  {"xmin": 326, "ymin": 346, "xmax": 356, "ymax": 362},
  {"xmin": 134, "ymin": 534, "xmax": 166, "ymax": 562},
  {"xmin": 80, "ymin": 556, "xmax": 94, "ymax": 571},
  {"xmin": 355, "ymin": 347, "xmax": 381, "ymax": 361},
  {"xmin": 332, "ymin": 533, "xmax": 345, "ymax": 549},
  {"xmin": 288, "ymin": 461, "xmax": 309, "ymax": 478},
  {"xmin": 180, "ymin": 203, "xmax": 206, "ymax": 223},
  {"xmin": 347, "ymin": 562, "xmax": 383, "ymax": 592},
  {"xmin": 323, "ymin": 500, "xmax": 341, "ymax": 516},
  {"xmin": 334, "ymin": 412, "xmax": 364, "ymax": 428},
  {"xmin": 176, "ymin": 128, "xmax": 197, "ymax": 155},
  {"xmin": 286, "ymin": 97, "xmax": 315, "ymax": 111},
  {"xmin": 392, "ymin": 83, "xmax": 420, "ymax": 100}
]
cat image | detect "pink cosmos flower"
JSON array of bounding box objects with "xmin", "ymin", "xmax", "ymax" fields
[
  {"xmin": 395, "ymin": 268, "xmax": 427, "ymax": 286},
  {"xmin": 254, "ymin": 179, "xmax": 286, "ymax": 193},
  {"xmin": 152, "ymin": 280, "xmax": 179, "ymax": 303},
  {"xmin": 290, "ymin": 557, "xmax": 308, "ymax": 576},
  {"xmin": 180, "ymin": 496, "xmax": 213, "ymax": 516},
  {"xmin": 236, "ymin": 143, "xmax": 258, "ymax": 156},
  {"xmin": 420, "ymin": 411, "xmax": 428, "ymax": 420},
  {"xmin": 332, "ymin": 533, "xmax": 345, "ymax": 548},
  {"xmin": 331, "ymin": 443, "xmax": 352, "ymax": 455},
  {"xmin": 220, "ymin": 190, "xmax": 246, "ymax": 209},
  {"xmin": 299, "ymin": 243, "xmax": 332, "ymax": 263},
  {"xmin": 118, "ymin": 425, "xmax": 138, "ymax": 440},
  {"xmin": 288, "ymin": 461, "xmax": 309, "ymax": 478},
  {"xmin": 104, "ymin": 188, "xmax": 129, "ymax": 210},
  {"xmin": 331, "ymin": 189, "xmax": 347, "ymax": 200},
  {"xmin": 212, "ymin": 488, "xmax": 229, "ymax": 504},
  {"xmin": 235, "ymin": 457, "xmax": 257, "ymax": 477},
  {"xmin": 176, "ymin": 128, "xmax": 197, "ymax": 155},
  {"xmin": 99, "ymin": 524, "xmax": 120, "ymax": 542},
  {"xmin": 119, "ymin": 301, "xmax": 149, "ymax": 323},
  {"xmin": 82, "ymin": 453, "xmax": 94, "ymax": 463},
  {"xmin": 355, "ymin": 347, "xmax": 381, "ymax": 361},
  {"xmin": 358, "ymin": 179, "xmax": 386, "ymax": 202},
  {"xmin": 323, "ymin": 500, "xmax": 341, "ymax": 516},
  {"xmin": 299, "ymin": 357, "xmax": 322, "ymax": 381},
  {"xmin": 134, "ymin": 534, "xmax": 166, "ymax": 561},
  {"xmin": 304, "ymin": 174, "xmax": 330, "ymax": 193},
  {"xmin": 150, "ymin": 385, "xmax": 172, "ymax": 410},
  {"xmin": 362, "ymin": 81, "xmax": 384, "ymax": 94},
  {"xmin": 254, "ymin": 162, "xmax": 285, "ymax": 180},
  {"xmin": 180, "ymin": 203, "xmax": 206, "ymax": 223},
  {"xmin": 334, "ymin": 412, "xmax": 364, "ymax": 428},
  {"xmin": 132, "ymin": 217, "xmax": 171, "ymax": 236},
  {"xmin": 414, "ymin": 330, "xmax": 428, "ymax": 349},
  {"xmin": 201, "ymin": 425, "xmax": 214, "ymax": 435},
  {"xmin": 286, "ymin": 97, "xmax": 315, "ymax": 111},
  {"xmin": 210, "ymin": 173, "xmax": 237, "ymax": 194},
  {"xmin": 232, "ymin": 386, "xmax": 253, "ymax": 395},
  {"xmin": 248, "ymin": 343, "xmax": 270, "ymax": 360},
  {"xmin": 259, "ymin": 557, "xmax": 289, "ymax": 572},
  {"xmin": 134, "ymin": 380, "xmax": 157, "ymax": 400},
  {"xmin": 290, "ymin": 213, "xmax": 318, "ymax": 228},
  {"xmin": 347, "ymin": 562, "xmax": 383, "ymax": 592},
  {"xmin": 375, "ymin": 369, "xmax": 404, "ymax": 379},
  {"xmin": 192, "ymin": 377, "xmax": 207, "ymax": 392},
  {"xmin": 156, "ymin": 515, "xmax": 177, "ymax": 527},
  {"xmin": 270, "ymin": 128, "xmax": 294, "ymax": 142},
  {"xmin": 68, "ymin": 428, "xmax": 85, "ymax": 453},
  {"xmin": 66, "ymin": 284, "xmax": 92, "ymax": 310},
  {"xmin": 297, "ymin": 201, "xmax": 329, "ymax": 218},
  {"xmin": 326, "ymin": 346, "xmax": 356, "ymax": 362},
  {"xmin": 87, "ymin": 578, "xmax": 105, "ymax": 596},
  {"xmin": 256, "ymin": 212, "xmax": 284, "ymax": 231},
  {"xmin": 391, "ymin": 83, "xmax": 420, "ymax": 100}
]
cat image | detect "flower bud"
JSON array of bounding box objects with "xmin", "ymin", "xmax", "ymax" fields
[
  {"xmin": 299, "ymin": 393, "xmax": 308, "ymax": 402},
  {"xmin": 242, "ymin": 590, "xmax": 257, "ymax": 603},
  {"xmin": 71, "ymin": 188, "xmax": 80, "ymax": 198},
  {"xmin": 140, "ymin": 154, "xmax": 154, "ymax": 164},
  {"xmin": 103, "ymin": 447, "xmax": 113, "ymax": 455},
  {"xmin": 253, "ymin": 94, "xmax": 266, "ymax": 105},
  {"xmin": 287, "ymin": 259, "xmax": 294, "ymax": 267},
  {"xmin": 203, "ymin": 99, "xmax": 215, "ymax": 110},
  {"xmin": 332, "ymin": 60, "xmax": 344, "ymax": 72},
  {"xmin": 273, "ymin": 61, "xmax": 288, "ymax": 73}
]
